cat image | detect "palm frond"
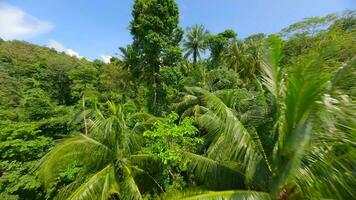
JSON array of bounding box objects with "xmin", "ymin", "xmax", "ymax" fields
[
  {"xmin": 131, "ymin": 165, "xmax": 164, "ymax": 193},
  {"xmin": 179, "ymin": 190, "xmax": 272, "ymax": 200},
  {"xmin": 187, "ymin": 153, "xmax": 245, "ymax": 190},
  {"xmin": 88, "ymin": 101, "xmax": 129, "ymax": 150},
  {"xmin": 295, "ymin": 146, "xmax": 356, "ymax": 199},
  {"xmin": 329, "ymin": 56, "xmax": 356, "ymax": 96},
  {"xmin": 67, "ymin": 164, "xmax": 119, "ymax": 200},
  {"xmin": 55, "ymin": 181, "xmax": 82, "ymax": 200},
  {"xmin": 129, "ymin": 154, "xmax": 163, "ymax": 176},
  {"xmin": 271, "ymin": 53, "xmax": 331, "ymax": 194},
  {"xmin": 188, "ymin": 87, "xmax": 272, "ymax": 184},
  {"xmin": 171, "ymin": 94, "xmax": 200, "ymax": 114},
  {"xmin": 122, "ymin": 132, "xmax": 143, "ymax": 154},
  {"xmin": 180, "ymin": 105, "xmax": 207, "ymax": 120},
  {"xmin": 130, "ymin": 112, "xmax": 165, "ymax": 133},
  {"xmin": 260, "ymin": 43, "xmax": 283, "ymax": 100},
  {"xmin": 292, "ymin": 69, "xmax": 356, "ymax": 199},
  {"xmin": 37, "ymin": 134, "xmax": 113, "ymax": 190},
  {"xmin": 120, "ymin": 164, "xmax": 143, "ymax": 200}
]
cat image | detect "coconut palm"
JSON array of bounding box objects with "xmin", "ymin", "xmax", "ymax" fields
[
  {"xmin": 244, "ymin": 40, "xmax": 262, "ymax": 81},
  {"xmin": 183, "ymin": 25, "xmax": 208, "ymax": 64},
  {"xmin": 224, "ymin": 39, "xmax": 262, "ymax": 84},
  {"xmin": 37, "ymin": 101, "xmax": 162, "ymax": 200},
  {"xmin": 173, "ymin": 44, "xmax": 356, "ymax": 199},
  {"xmin": 224, "ymin": 40, "xmax": 246, "ymax": 73},
  {"xmin": 119, "ymin": 45, "xmax": 142, "ymax": 79}
]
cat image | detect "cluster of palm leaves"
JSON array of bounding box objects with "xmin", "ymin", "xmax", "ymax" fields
[
  {"xmin": 183, "ymin": 25, "xmax": 209, "ymax": 65},
  {"xmin": 37, "ymin": 102, "xmax": 163, "ymax": 199},
  {"xmin": 183, "ymin": 24, "xmax": 263, "ymax": 87},
  {"xmin": 224, "ymin": 39, "xmax": 262, "ymax": 84},
  {"xmin": 172, "ymin": 43, "xmax": 356, "ymax": 199}
]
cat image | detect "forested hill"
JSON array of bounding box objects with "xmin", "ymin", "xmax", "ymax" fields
[
  {"xmin": 0, "ymin": 39, "xmax": 93, "ymax": 199},
  {"xmin": 0, "ymin": 39, "xmax": 92, "ymax": 106},
  {"xmin": 0, "ymin": 4, "xmax": 355, "ymax": 200}
]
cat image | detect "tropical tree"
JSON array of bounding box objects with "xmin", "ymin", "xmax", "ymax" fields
[
  {"xmin": 130, "ymin": 0, "xmax": 183, "ymax": 113},
  {"xmin": 224, "ymin": 40, "xmax": 246, "ymax": 73},
  {"xmin": 172, "ymin": 42, "xmax": 356, "ymax": 199},
  {"xmin": 224, "ymin": 39, "xmax": 262, "ymax": 84},
  {"xmin": 37, "ymin": 101, "xmax": 162, "ymax": 199},
  {"xmin": 280, "ymin": 13, "xmax": 337, "ymax": 37},
  {"xmin": 118, "ymin": 45, "xmax": 141, "ymax": 78},
  {"xmin": 206, "ymin": 29, "xmax": 237, "ymax": 69},
  {"xmin": 143, "ymin": 112, "xmax": 203, "ymax": 193},
  {"xmin": 183, "ymin": 25, "xmax": 208, "ymax": 65},
  {"xmin": 243, "ymin": 39, "xmax": 262, "ymax": 82},
  {"xmin": 99, "ymin": 62, "xmax": 137, "ymax": 104}
]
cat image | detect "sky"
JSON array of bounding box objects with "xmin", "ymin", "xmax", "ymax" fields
[{"xmin": 0, "ymin": 0, "xmax": 355, "ymax": 61}]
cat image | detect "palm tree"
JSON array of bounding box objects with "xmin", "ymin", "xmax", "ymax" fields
[
  {"xmin": 119, "ymin": 45, "xmax": 142, "ymax": 79},
  {"xmin": 224, "ymin": 39, "xmax": 262, "ymax": 84},
  {"xmin": 244, "ymin": 40, "xmax": 262, "ymax": 81},
  {"xmin": 183, "ymin": 25, "xmax": 208, "ymax": 64},
  {"xmin": 224, "ymin": 40, "xmax": 246, "ymax": 73},
  {"xmin": 38, "ymin": 101, "xmax": 162, "ymax": 199},
  {"xmin": 173, "ymin": 45, "xmax": 356, "ymax": 199}
]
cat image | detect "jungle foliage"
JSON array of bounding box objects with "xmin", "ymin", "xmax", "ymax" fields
[{"xmin": 0, "ymin": 1, "xmax": 355, "ymax": 200}]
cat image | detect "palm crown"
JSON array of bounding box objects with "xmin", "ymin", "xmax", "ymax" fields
[
  {"xmin": 37, "ymin": 102, "xmax": 162, "ymax": 200},
  {"xmin": 171, "ymin": 42, "xmax": 355, "ymax": 199},
  {"xmin": 183, "ymin": 25, "xmax": 209, "ymax": 64}
]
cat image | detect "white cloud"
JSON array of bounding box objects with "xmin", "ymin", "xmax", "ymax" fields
[
  {"xmin": 47, "ymin": 39, "xmax": 66, "ymax": 52},
  {"xmin": 47, "ymin": 39, "xmax": 83, "ymax": 59},
  {"xmin": 66, "ymin": 49, "xmax": 82, "ymax": 59},
  {"xmin": 101, "ymin": 54, "xmax": 112, "ymax": 63},
  {"xmin": 0, "ymin": 3, "xmax": 53, "ymax": 40}
]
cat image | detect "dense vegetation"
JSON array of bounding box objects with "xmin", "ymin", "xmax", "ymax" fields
[{"xmin": 0, "ymin": 1, "xmax": 355, "ymax": 199}]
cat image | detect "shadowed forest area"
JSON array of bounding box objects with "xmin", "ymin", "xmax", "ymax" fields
[{"xmin": 0, "ymin": 1, "xmax": 355, "ymax": 199}]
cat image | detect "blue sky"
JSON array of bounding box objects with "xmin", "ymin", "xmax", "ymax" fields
[{"xmin": 0, "ymin": 0, "xmax": 355, "ymax": 61}]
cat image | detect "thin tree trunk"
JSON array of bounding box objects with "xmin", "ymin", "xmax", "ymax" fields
[
  {"xmin": 153, "ymin": 77, "xmax": 157, "ymax": 109},
  {"xmin": 193, "ymin": 49, "xmax": 197, "ymax": 65},
  {"xmin": 82, "ymin": 94, "xmax": 88, "ymax": 135},
  {"xmin": 149, "ymin": 65, "xmax": 157, "ymax": 113},
  {"xmin": 152, "ymin": 65, "xmax": 157, "ymax": 111}
]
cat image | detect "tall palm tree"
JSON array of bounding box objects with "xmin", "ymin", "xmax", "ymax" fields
[
  {"xmin": 173, "ymin": 45, "xmax": 356, "ymax": 199},
  {"xmin": 37, "ymin": 101, "xmax": 162, "ymax": 200},
  {"xmin": 119, "ymin": 45, "xmax": 142, "ymax": 79},
  {"xmin": 224, "ymin": 39, "xmax": 262, "ymax": 84},
  {"xmin": 244, "ymin": 40, "xmax": 262, "ymax": 81},
  {"xmin": 224, "ymin": 40, "xmax": 246, "ymax": 73},
  {"xmin": 183, "ymin": 25, "xmax": 208, "ymax": 64}
]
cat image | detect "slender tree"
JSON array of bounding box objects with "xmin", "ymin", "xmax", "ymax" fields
[
  {"xmin": 130, "ymin": 0, "xmax": 183, "ymax": 114},
  {"xmin": 224, "ymin": 39, "xmax": 262, "ymax": 84},
  {"xmin": 183, "ymin": 25, "xmax": 208, "ymax": 65},
  {"xmin": 224, "ymin": 40, "xmax": 246, "ymax": 73}
]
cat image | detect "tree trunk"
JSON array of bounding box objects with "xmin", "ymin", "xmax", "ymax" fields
[
  {"xmin": 82, "ymin": 94, "xmax": 88, "ymax": 135},
  {"xmin": 193, "ymin": 49, "xmax": 197, "ymax": 65},
  {"xmin": 152, "ymin": 64, "xmax": 157, "ymax": 111},
  {"xmin": 153, "ymin": 77, "xmax": 157, "ymax": 109}
]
